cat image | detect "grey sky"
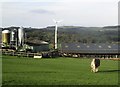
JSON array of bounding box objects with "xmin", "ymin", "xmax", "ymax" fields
[{"xmin": 0, "ymin": 0, "xmax": 119, "ymax": 28}]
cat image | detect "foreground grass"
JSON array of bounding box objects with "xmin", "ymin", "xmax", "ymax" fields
[{"xmin": 2, "ymin": 56, "xmax": 119, "ymax": 85}]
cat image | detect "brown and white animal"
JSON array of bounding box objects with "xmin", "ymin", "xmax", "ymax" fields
[{"xmin": 91, "ymin": 58, "xmax": 100, "ymax": 73}]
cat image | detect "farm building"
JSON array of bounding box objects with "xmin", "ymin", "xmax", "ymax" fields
[
  {"xmin": 60, "ymin": 43, "xmax": 120, "ymax": 58},
  {"xmin": 27, "ymin": 41, "xmax": 49, "ymax": 52}
]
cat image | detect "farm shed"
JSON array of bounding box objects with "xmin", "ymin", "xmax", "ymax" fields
[
  {"xmin": 27, "ymin": 41, "xmax": 49, "ymax": 52},
  {"xmin": 60, "ymin": 43, "xmax": 120, "ymax": 58}
]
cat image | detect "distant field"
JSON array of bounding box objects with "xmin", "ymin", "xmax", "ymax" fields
[{"xmin": 2, "ymin": 56, "xmax": 119, "ymax": 85}]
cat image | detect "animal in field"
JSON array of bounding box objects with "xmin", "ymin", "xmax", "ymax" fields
[{"xmin": 91, "ymin": 58, "xmax": 100, "ymax": 73}]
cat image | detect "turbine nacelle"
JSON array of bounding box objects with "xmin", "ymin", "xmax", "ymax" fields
[{"xmin": 53, "ymin": 19, "xmax": 63, "ymax": 24}]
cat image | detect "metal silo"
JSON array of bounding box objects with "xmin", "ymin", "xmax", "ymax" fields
[
  {"xmin": 11, "ymin": 31, "xmax": 15, "ymax": 41},
  {"xmin": 10, "ymin": 29, "xmax": 17, "ymax": 45},
  {"xmin": 18, "ymin": 27, "xmax": 24, "ymax": 46},
  {"xmin": 2, "ymin": 30, "xmax": 10, "ymax": 44}
]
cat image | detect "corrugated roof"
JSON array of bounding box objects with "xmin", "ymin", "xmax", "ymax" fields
[{"xmin": 61, "ymin": 43, "xmax": 119, "ymax": 54}]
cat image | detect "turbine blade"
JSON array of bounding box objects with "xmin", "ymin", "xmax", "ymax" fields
[
  {"xmin": 57, "ymin": 20, "xmax": 63, "ymax": 23},
  {"xmin": 52, "ymin": 19, "xmax": 56, "ymax": 23}
]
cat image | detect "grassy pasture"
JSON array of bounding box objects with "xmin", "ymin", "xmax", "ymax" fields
[{"xmin": 2, "ymin": 56, "xmax": 119, "ymax": 85}]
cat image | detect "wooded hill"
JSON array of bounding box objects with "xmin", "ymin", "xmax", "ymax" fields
[{"xmin": 1, "ymin": 26, "xmax": 119, "ymax": 44}]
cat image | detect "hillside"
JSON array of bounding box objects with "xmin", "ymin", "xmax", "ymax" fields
[
  {"xmin": 1, "ymin": 26, "xmax": 119, "ymax": 44},
  {"xmin": 25, "ymin": 26, "xmax": 119, "ymax": 44}
]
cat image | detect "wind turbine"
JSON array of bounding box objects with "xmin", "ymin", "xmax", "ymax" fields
[{"xmin": 53, "ymin": 19, "xmax": 62, "ymax": 50}]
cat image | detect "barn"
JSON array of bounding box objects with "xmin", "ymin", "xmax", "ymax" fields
[
  {"xmin": 26, "ymin": 41, "xmax": 49, "ymax": 52},
  {"xmin": 60, "ymin": 43, "xmax": 120, "ymax": 58}
]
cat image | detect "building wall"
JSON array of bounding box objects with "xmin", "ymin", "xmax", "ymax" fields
[{"xmin": 32, "ymin": 44, "xmax": 49, "ymax": 52}]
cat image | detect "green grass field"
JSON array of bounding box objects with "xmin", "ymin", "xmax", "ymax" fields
[{"xmin": 2, "ymin": 56, "xmax": 119, "ymax": 85}]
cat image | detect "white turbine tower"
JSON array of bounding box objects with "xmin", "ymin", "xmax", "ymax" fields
[{"xmin": 53, "ymin": 19, "xmax": 62, "ymax": 50}]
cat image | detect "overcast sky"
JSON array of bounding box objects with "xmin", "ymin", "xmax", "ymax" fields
[{"xmin": 0, "ymin": 0, "xmax": 119, "ymax": 28}]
